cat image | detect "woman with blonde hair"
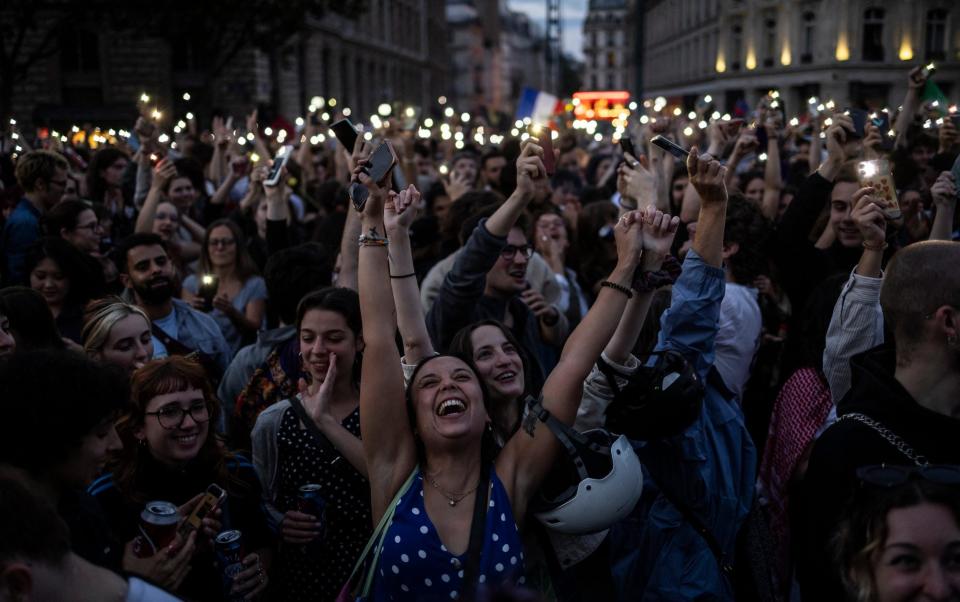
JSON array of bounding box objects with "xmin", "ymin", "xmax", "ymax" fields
[{"xmin": 82, "ymin": 296, "xmax": 154, "ymax": 373}]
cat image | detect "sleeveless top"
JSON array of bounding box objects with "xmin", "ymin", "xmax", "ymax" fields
[{"xmin": 371, "ymin": 469, "xmax": 526, "ymax": 601}]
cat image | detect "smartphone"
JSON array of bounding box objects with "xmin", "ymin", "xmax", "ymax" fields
[
  {"xmin": 950, "ymin": 114, "xmax": 960, "ymax": 128},
  {"xmin": 858, "ymin": 159, "xmax": 900, "ymax": 219},
  {"xmin": 331, "ymin": 118, "xmax": 359, "ymax": 151},
  {"xmin": 871, "ymin": 113, "xmax": 894, "ymax": 151},
  {"xmin": 178, "ymin": 484, "xmax": 226, "ymax": 538},
  {"xmin": 540, "ymin": 130, "xmax": 556, "ymax": 176},
  {"xmin": 754, "ymin": 123, "xmax": 769, "ymax": 149},
  {"xmin": 845, "ymin": 108, "xmax": 869, "ymax": 139},
  {"xmin": 350, "ymin": 140, "xmax": 398, "ymax": 211},
  {"xmin": 921, "ymin": 62, "xmax": 936, "ymax": 80},
  {"xmin": 650, "ymin": 135, "xmax": 689, "ymax": 160},
  {"xmin": 264, "ymin": 145, "xmax": 293, "ymax": 187},
  {"xmin": 198, "ymin": 273, "xmax": 219, "ymax": 312},
  {"xmin": 619, "ymin": 136, "xmax": 637, "ymax": 164}
]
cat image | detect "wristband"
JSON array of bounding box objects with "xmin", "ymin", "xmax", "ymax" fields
[
  {"xmin": 862, "ymin": 240, "xmax": 888, "ymax": 251},
  {"xmin": 600, "ymin": 280, "xmax": 634, "ymax": 299},
  {"xmin": 358, "ymin": 229, "xmax": 388, "ymax": 247},
  {"xmin": 389, "ymin": 272, "xmax": 417, "ymax": 279},
  {"xmin": 540, "ymin": 308, "xmax": 559, "ymax": 326}
]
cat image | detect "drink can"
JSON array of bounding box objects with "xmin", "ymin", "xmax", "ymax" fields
[
  {"xmin": 297, "ymin": 483, "xmax": 327, "ymax": 551},
  {"xmin": 135, "ymin": 500, "xmax": 180, "ymax": 558},
  {"xmin": 215, "ymin": 529, "xmax": 245, "ymax": 600}
]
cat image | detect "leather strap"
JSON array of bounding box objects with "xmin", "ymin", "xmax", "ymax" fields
[{"xmin": 287, "ymin": 395, "xmax": 342, "ymax": 460}]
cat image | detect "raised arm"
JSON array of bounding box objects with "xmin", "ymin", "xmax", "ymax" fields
[
  {"xmin": 499, "ymin": 208, "xmax": 647, "ymax": 519},
  {"xmin": 335, "ymin": 133, "xmax": 372, "ymax": 291},
  {"xmin": 355, "ymin": 159, "xmax": 418, "ymax": 523},
  {"xmin": 930, "ymin": 171, "xmax": 957, "ymax": 241},
  {"xmin": 384, "ymin": 185, "xmax": 435, "ymax": 364},
  {"xmin": 761, "ymin": 122, "xmax": 783, "ymax": 221},
  {"xmin": 135, "ymin": 159, "xmax": 175, "ymax": 234},
  {"xmin": 604, "ymin": 205, "xmax": 679, "ymax": 363},
  {"xmin": 893, "ymin": 67, "xmax": 927, "ymax": 149},
  {"xmin": 823, "ymin": 188, "xmax": 887, "ymax": 402}
]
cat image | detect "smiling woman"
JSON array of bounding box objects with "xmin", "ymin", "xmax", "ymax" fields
[
  {"xmin": 82, "ymin": 296, "xmax": 154, "ymax": 373},
  {"xmin": 89, "ymin": 356, "xmax": 272, "ymax": 600},
  {"xmin": 25, "ymin": 237, "xmax": 105, "ymax": 343}
]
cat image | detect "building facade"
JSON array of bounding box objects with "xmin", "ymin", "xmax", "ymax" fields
[
  {"xmin": 8, "ymin": 1, "xmax": 448, "ymax": 130},
  {"xmin": 641, "ymin": 0, "xmax": 959, "ymax": 114},
  {"xmin": 446, "ymin": 0, "xmax": 548, "ymax": 118},
  {"xmin": 582, "ymin": 0, "xmax": 638, "ymax": 92}
]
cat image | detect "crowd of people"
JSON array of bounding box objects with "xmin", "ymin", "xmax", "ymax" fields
[{"xmin": 1, "ymin": 62, "xmax": 959, "ymax": 602}]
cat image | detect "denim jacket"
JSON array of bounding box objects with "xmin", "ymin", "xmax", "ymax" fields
[{"xmin": 607, "ymin": 250, "xmax": 757, "ymax": 600}]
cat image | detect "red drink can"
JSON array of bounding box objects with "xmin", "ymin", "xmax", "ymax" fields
[{"xmin": 135, "ymin": 500, "xmax": 180, "ymax": 558}]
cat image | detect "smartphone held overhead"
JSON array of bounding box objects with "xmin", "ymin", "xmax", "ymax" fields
[
  {"xmin": 650, "ymin": 135, "xmax": 689, "ymax": 160},
  {"xmin": 350, "ymin": 140, "xmax": 398, "ymax": 212},
  {"xmin": 264, "ymin": 145, "xmax": 293, "ymax": 187},
  {"xmin": 858, "ymin": 159, "xmax": 901, "ymax": 219}
]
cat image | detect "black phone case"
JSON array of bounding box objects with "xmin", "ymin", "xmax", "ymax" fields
[{"xmin": 331, "ymin": 119, "xmax": 359, "ymax": 151}]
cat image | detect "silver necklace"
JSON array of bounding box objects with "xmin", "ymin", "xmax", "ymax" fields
[{"xmin": 426, "ymin": 474, "xmax": 480, "ymax": 507}]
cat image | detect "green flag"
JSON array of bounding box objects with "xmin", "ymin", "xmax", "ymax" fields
[{"xmin": 922, "ymin": 80, "xmax": 949, "ymax": 115}]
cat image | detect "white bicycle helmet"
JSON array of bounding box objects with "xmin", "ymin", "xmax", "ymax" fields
[{"xmin": 523, "ymin": 397, "xmax": 644, "ymax": 534}]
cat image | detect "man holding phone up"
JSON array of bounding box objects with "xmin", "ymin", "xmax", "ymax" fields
[{"xmin": 426, "ymin": 140, "xmax": 569, "ymax": 380}]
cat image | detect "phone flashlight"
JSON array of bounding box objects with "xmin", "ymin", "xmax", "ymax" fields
[{"xmin": 859, "ymin": 161, "xmax": 878, "ymax": 178}]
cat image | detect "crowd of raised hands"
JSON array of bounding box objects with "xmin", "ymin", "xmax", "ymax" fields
[{"xmin": 0, "ymin": 61, "xmax": 959, "ymax": 602}]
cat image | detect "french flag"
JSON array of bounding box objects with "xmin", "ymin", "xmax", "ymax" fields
[{"xmin": 516, "ymin": 87, "xmax": 560, "ymax": 125}]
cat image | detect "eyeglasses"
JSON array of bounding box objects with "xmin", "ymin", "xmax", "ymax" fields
[
  {"xmin": 209, "ymin": 238, "xmax": 236, "ymax": 248},
  {"xmin": 500, "ymin": 244, "xmax": 534, "ymax": 260},
  {"xmin": 74, "ymin": 222, "xmax": 100, "ymax": 232},
  {"xmin": 145, "ymin": 401, "xmax": 211, "ymax": 430},
  {"xmin": 857, "ymin": 464, "xmax": 960, "ymax": 487}
]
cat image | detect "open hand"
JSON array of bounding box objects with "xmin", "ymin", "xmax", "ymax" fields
[
  {"xmin": 298, "ymin": 353, "xmax": 337, "ymax": 423},
  {"xmin": 443, "ymin": 169, "xmax": 471, "ymax": 202},
  {"xmin": 824, "ymin": 114, "xmax": 855, "ymax": 164},
  {"xmin": 687, "ymin": 147, "xmax": 727, "ymax": 206}
]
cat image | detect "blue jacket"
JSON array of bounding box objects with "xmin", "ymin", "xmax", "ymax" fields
[
  {"xmin": 0, "ymin": 198, "xmax": 42, "ymax": 285},
  {"xmin": 608, "ymin": 251, "xmax": 757, "ymax": 600}
]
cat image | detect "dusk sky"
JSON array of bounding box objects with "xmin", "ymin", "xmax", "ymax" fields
[{"xmin": 507, "ymin": 0, "xmax": 588, "ymax": 61}]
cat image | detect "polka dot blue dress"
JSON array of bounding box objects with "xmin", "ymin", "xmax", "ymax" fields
[{"xmin": 370, "ymin": 470, "xmax": 525, "ymax": 601}]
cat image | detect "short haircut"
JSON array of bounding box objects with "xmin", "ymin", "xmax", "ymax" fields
[
  {"xmin": 44, "ymin": 199, "xmax": 93, "ymax": 235},
  {"xmin": 0, "ymin": 349, "xmax": 129, "ymax": 475},
  {"xmin": 14, "ymin": 150, "xmax": 68, "ymax": 193},
  {"xmin": 114, "ymin": 232, "xmax": 168, "ymax": 274},
  {"xmin": 0, "ymin": 468, "xmax": 71, "ymax": 568},
  {"xmin": 879, "ymin": 241, "xmax": 960, "ymax": 357},
  {"xmin": 264, "ymin": 243, "xmax": 332, "ymax": 325},
  {"xmin": 82, "ymin": 296, "xmax": 151, "ymax": 355}
]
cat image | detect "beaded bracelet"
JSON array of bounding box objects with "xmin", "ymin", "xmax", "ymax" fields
[
  {"xmin": 358, "ymin": 228, "xmax": 388, "ymax": 247},
  {"xmin": 600, "ymin": 280, "xmax": 634, "ymax": 299}
]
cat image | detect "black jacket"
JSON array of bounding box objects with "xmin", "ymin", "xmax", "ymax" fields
[{"xmin": 795, "ymin": 346, "xmax": 960, "ymax": 601}]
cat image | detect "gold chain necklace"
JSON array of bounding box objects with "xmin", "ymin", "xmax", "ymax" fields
[{"xmin": 426, "ymin": 474, "xmax": 480, "ymax": 507}]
